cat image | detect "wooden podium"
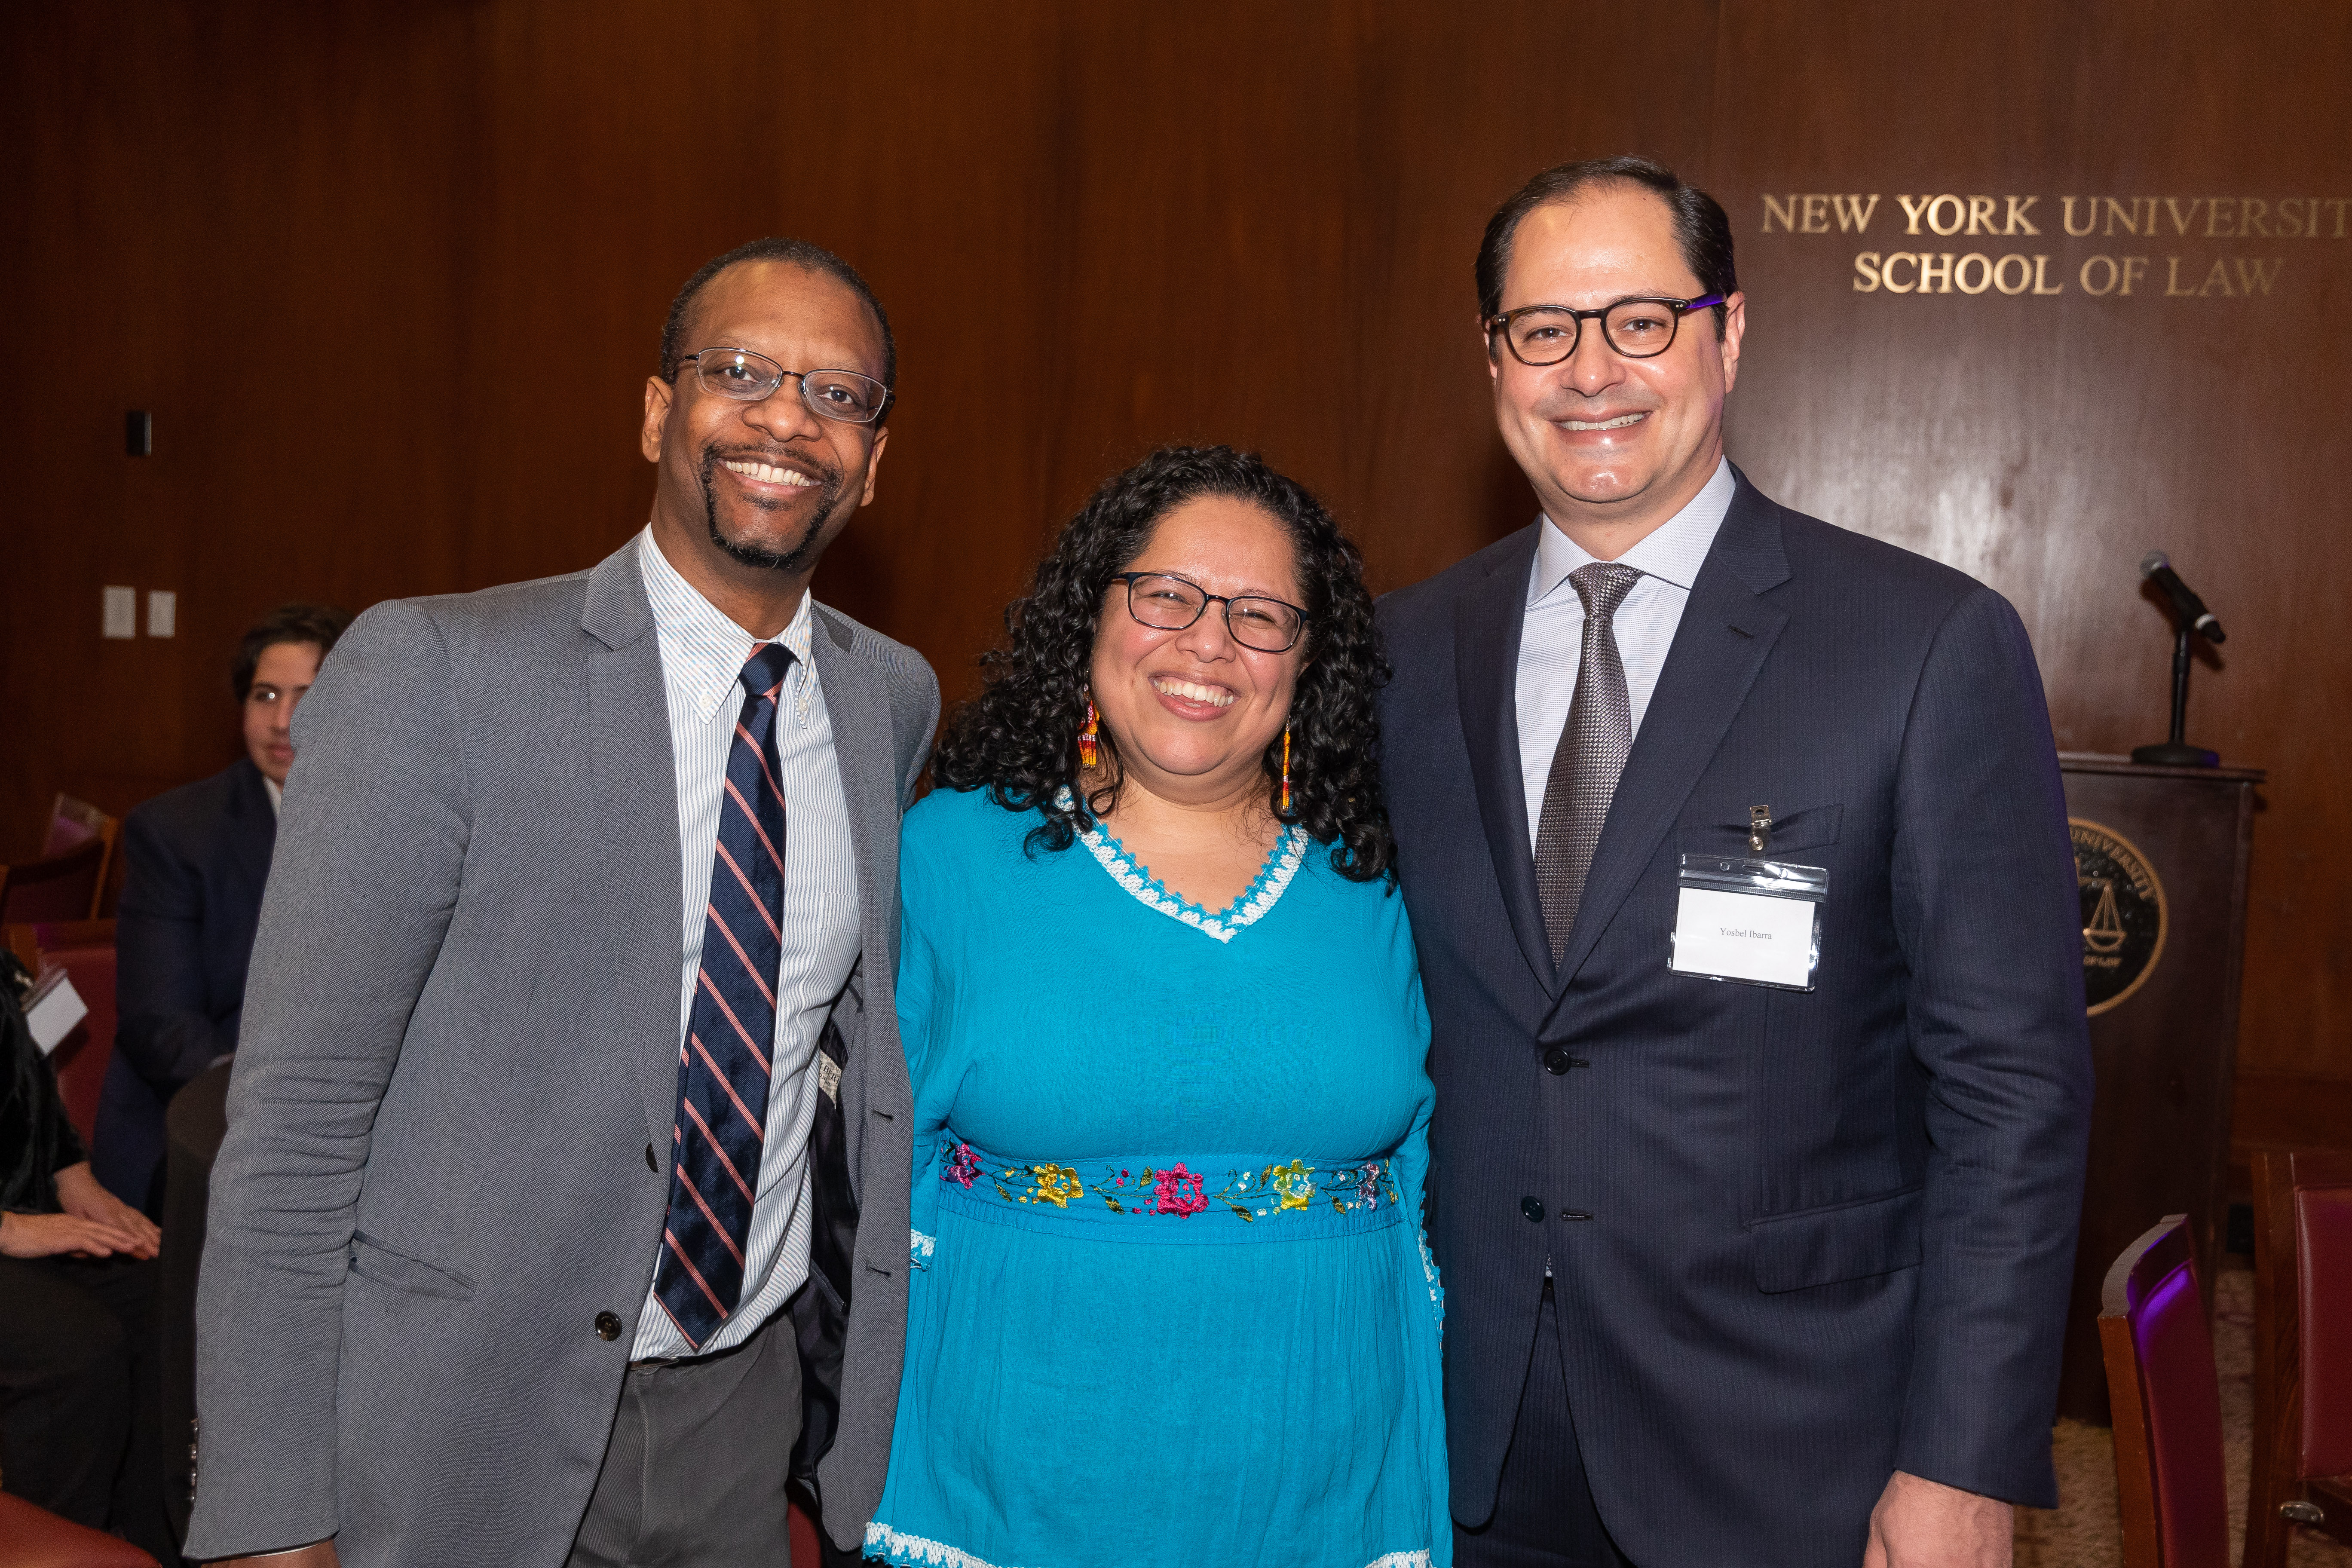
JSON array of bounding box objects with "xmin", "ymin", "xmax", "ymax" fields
[{"xmin": 2053, "ymin": 753, "xmax": 2263, "ymax": 1425}]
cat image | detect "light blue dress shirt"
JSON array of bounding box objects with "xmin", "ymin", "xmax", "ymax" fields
[{"xmin": 1514, "ymin": 457, "xmax": 1736, "ymax": 848}]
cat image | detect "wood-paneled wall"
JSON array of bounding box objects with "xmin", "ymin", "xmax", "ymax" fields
[{"xmin": 3, "ymin": 2, "xmax": 2345, "ymax": 1116}]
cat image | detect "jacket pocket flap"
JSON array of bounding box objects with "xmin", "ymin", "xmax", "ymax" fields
[
  {"xmin": 349, "ymin": 1230, "xmax": 477, "ymax": 1299},
  {"xmin": 1749, "ymin": 1186, "xmax": 1920, "ymax": 1293},
  {"xmin": 1694, "ymin": 803, "xmax": 1843, "ymax": 856}
]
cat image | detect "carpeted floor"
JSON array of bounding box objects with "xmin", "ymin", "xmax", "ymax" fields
[{"xmin": 2014, "ymin": 1265, "xmax": 2351, "ymax": 1567}]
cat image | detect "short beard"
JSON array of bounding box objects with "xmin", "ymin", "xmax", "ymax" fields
[{"xmin": 697, "ymin": 444, "xmax": 845, "ymax": 574}]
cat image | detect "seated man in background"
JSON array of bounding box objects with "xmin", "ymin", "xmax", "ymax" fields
[
  {"xmin": 94, "ymin": 602, "xmax": 350, "ymax": 1214},
  {"xmin": 0, "ymin": 951, "xmax": 171, "ymax": 1558}
]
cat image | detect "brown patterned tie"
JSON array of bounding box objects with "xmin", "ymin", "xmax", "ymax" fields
[{"xmin": 1534, "ymin": 562, "xmax": 1642, "ymax": 966}]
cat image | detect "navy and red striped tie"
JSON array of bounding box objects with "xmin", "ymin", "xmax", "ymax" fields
[{"xmin": 654, "ymin": 642, "xmax": 793, "ymax": 1348}]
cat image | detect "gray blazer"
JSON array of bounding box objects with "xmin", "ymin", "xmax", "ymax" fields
[{"xmin": 187, "ymin": 541, "xmax": 938, "ymax": 1566}]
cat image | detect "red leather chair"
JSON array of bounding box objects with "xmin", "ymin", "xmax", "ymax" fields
[
  {"xmin": 0, "ymin": 1492, "xmax": 157, "ymax": 1567},
  {"xmin": 3, "ymin": 920, "xmax": 118, "ymax": 1142},
  {"xmin": 0, "ymin": 839, "xmax": 106, "ymax": 925},
  {"xmin": 2248, "ymin": 1147, "xmax": 2352, "ymax": 1563},
  {"xmin": 2099, "ymin": 1213, "xmax": 2229, "ymax": 1568}
]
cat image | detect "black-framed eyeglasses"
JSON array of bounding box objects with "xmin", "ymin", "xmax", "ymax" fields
[
  {"xmin": 1111, "ymin": 572, "xmax": 1308, "ymax": 653},
  {"xmin": 682, "ymin": 348, "xmax": 892, "ymax": 424},
  {"xmin": 1484, "ymin": 293, "xmax": 1727, "ymax": 366}
]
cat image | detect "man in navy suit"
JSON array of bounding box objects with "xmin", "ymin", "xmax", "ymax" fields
[
  {"xmin": 1377, "ymin": 156, "xmax": 2092, "ymax": 1566},
  {"xmin": 95, "ymin": 603, "xmax": 350, "ymax": 1213}
]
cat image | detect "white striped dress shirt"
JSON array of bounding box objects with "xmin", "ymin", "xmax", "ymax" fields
[{"xmin": 631, "ymin": 526, "xmax": 861, "ymax": 1360}]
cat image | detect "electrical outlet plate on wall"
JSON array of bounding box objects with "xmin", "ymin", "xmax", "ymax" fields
[{"xmin": 103, "ymin": 585, "xmax": 137, "ymax": 639}]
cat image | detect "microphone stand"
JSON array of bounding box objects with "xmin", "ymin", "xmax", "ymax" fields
[{"xmin": 2130, "ymin": 618, "xmax": 2220, "ymax": 767}]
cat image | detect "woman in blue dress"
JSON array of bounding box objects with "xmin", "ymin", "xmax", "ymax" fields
[{"xmin": 867, "ymin": 446, "xmax": 1447, "ymax": 1568}]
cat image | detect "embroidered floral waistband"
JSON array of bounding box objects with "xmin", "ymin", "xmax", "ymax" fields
[{"xmin": 935, "ymin": 1138, "xmax": 1403, "ymax": 1236}]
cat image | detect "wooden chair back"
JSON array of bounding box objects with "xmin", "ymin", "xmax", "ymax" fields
[
  {"xmin": 43, "ymin": 792, "xmax": 113, "ymax": 854},
  {"xmin": 40, "ymin": 793, "xmax": 119, "ymax": 916},
  {"xmin": 2248, "ymin": 1147, "xmax": 2352, "ymax": 1563},
  {"xmin": 0, "ymin": 836, "xmax": 107, "ymax": 923},
  {"xmin": 2099, "ymin": 1213, "xmax": 2230, "ymax": 1568}
]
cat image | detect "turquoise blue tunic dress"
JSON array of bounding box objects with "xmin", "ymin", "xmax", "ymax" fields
[{"xmin": 867, "ymin": 786, "xmax": 1448, "ymax": 1568}]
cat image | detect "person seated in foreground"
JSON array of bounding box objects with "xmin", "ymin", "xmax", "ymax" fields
[
  {"xmin": 94, "ymin": 601, "xmax": 349, "ymax": 1215},
  {"xmin": 0, "ymin": 950, "xmax": 172, "ymax": 1557}
]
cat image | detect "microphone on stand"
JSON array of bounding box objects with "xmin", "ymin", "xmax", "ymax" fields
[
  {"xmin": 2130, "ymin": 549, "xmax": 2224, "ymax": 767},
  {"xmin": 2140, "ymin": 551, "xmax": 2226, "ymax": 643}
]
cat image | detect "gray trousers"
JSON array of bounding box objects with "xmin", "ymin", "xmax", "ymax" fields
[{"xmin": 568, "ymin": 1312, "xmax": 802, "ymax": 1568}]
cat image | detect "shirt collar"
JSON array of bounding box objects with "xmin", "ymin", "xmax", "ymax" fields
[
  {"xmin": 1528, "ymin": 457, "xmax": 1736, "ymax": 609},
  {"xmin": 263, "ymin": 776, "xmax": 283, "ymax": 816},
  {"xmin": 636, "ymin": 524, "xmax": 815, "ymax": 723}
]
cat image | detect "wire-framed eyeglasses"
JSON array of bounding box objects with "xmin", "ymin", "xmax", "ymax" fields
[
  {"xmin": 1485, "ymin": 293, "xmax": 1727, "ymax": 366},
  {"xmin": 682, "ymin": 347, "xmax": 891, "ymax": 424},
  {"xmin": 1111, "ymin": 572, "xmax": 1308, "ymax": 653}
]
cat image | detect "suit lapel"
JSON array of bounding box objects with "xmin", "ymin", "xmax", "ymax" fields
[
  {"xmin": 1544, "ymin": 473, "xmax": 1792, "ymax": 1009},
  {"xmin": 227, "ymin": 759, "xmax": 277, "ymax": 889},
  {"xmin": 811, "ymin": 608, "xmax": 897, "ymax": 977},
  {"xmin": 1452, "ymin": 526, "xmax": 1556, "ymax": 994},
  {"xmin": 582, "ymin": 545, "xmax": 689, "ymax": 1156}
]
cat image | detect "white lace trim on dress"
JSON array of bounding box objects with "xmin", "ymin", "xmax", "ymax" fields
[
  {"xmin": 1418, "ymin": 1228, "xmax": 1446, "ymax": 1331},
  {"xmin": 1062, "ymin": 790, "xmax": 1308, "ymax": 945}
]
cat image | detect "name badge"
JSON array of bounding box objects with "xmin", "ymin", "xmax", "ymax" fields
[{"xmin": 1669, "ymin": 855, "xmax": 1828, "ymax": 992}]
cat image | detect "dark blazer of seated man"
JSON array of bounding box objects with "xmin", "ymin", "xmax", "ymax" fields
[
  {"xmin": 1378, "ymin": 158, "xmax": 2092, "ymax": 1568},
  {"xmin": 95, "ymin": 603, "xmax": 347, "ymax": 1215},
  {"xmin": 187, "ymin": 239, "xmax": 939, "ymax": 1568}
]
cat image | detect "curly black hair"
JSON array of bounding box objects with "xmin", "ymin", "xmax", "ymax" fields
[{"xmin": 932, "ymin": 444, "xmax": 1396, "ymax": 882}]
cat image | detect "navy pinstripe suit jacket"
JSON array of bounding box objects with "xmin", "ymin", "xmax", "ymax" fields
[{"xmin": 1376, "ymin": 469, "xmax": 2092, "ymax": 1561}]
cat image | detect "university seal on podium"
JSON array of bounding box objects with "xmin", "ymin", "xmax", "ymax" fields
[{"xmin": 2068, "ymin": 818, "xmax": 2167, "ymax": 1015}]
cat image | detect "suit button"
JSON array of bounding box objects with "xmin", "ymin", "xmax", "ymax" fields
[
  {"xmin": 1544, "ymin": 1049, "xmax": 1571, "ymax": 1075},
  {"xmin": 594, "ymin": 1311, "xmax": 622, "ymax": 1341},
  {"xmin": 1521, "ymin": 1196, "xmax": 1545, "ymax": 1223},
  {"xmin": 645, "ymin": 1144, "xmax": 658, "ymax": 1172}
]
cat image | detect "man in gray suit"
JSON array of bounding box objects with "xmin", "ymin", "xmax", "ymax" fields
[{"xmin": 187, "ymin": 238, "xmax": 939, "ymax": 1568}]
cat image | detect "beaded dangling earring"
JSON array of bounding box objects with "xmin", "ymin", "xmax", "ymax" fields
[
  {"xmin": 1280, "ymin": 725, "xmax": 1292, "ymax": 814},
  {"xmin": 1078, "ymin": 700, "xmax": 1100, "ymax": 770}
]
